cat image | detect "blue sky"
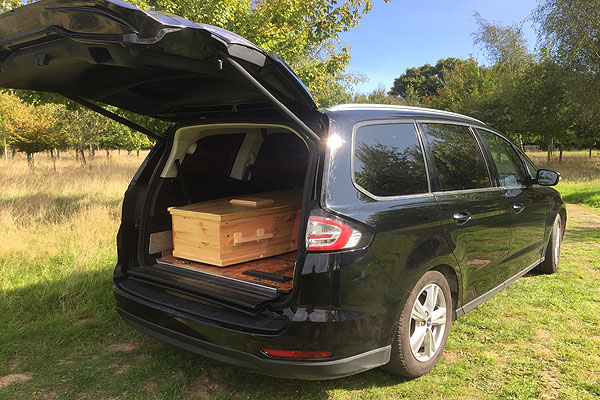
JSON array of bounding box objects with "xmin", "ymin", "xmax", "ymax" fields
[{"xmin": 339, "ymin": 0, "xmax": 539, "ymax": 93}]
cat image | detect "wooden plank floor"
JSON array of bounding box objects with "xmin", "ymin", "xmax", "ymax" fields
[{"xmin": 156, "ymin": 251, "xmax": 296, "ymax": 292}]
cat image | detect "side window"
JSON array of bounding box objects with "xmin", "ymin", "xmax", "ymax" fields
[
  {"xmin": 420, "ymin": 123, "xmax": 491, "ymax": 191},
  {"xmin": 521, "ymin": 153, "xmax": 538, "ymax": 178},
  {"xmin": 476, "ymin": 129, "xmax": 529, "ymax": 188},
  {"xmin": 353, "ymin": 123, "xmax": 429, "ymax": 197}
]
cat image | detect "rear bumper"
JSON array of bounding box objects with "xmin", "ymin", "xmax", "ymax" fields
[{"xmin": 118, "ymin": 307, "xmax": 390, "ymax": 380}]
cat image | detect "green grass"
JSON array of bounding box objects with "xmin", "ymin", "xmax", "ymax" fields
[
  {"xmin": 0, "ymin": 151, "xmax": 599, "ymax": 399},
  {"xmin": 556, "ymin": 180, "xmax": 600, "ymax": 209}
]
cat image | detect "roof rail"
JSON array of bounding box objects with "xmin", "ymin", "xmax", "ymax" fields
[{"xmin": 326, "ymin": 104, "xmax": 486, "ymax": 125}]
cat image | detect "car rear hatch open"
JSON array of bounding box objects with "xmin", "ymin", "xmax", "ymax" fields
[{"xmin": 0, "ymin": 0, "xmax": 321, "ymax": 138}]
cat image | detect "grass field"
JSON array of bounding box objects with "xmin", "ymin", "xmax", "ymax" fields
[{"xmin": 0, "ymin": 150, "xmax": 599, "ymax": 399}]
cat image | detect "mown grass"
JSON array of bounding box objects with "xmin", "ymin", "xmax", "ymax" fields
[
  {"xmin": 528, "ymin": 150, "xmax": 600, "ymax": 208},
  {"xmin": 0, "ymin": 150, "xmax": 599, "ymax": 399}
]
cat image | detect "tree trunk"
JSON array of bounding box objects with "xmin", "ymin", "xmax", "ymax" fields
[
  {"xmin": 559, "ymin": 148, "xmax": 563, "ymax": 164},
  {"xmin": 51, "ymin": 150, "xmax": 56, "ymax": 172},
  {"xmin": 136, "ymin": 149, "xmax": 140, "ymax": 157},
  {"xmin": 127, "ymin": 150, "xmax": 131, "ymax": 160},
  {"xmin": 27, "ymin": 152, "xmax": 34, "ymax": 170},
  {"xmin": 547, "ymin": 137, "xmax": 553, "ymax": 163},
  {"xmin": 590, "ymin": 148, "xmax": 593, "ymax": 158},
  {"xmin": 79, "ymin": 148, "xmax": 87, "ymax": 166},
  {"xmin": 3, "ymin": 138, "xmax": 7, "ymax": 163},
  {"xmin": 75, "ymin": 149, "xmax": 79, "ymax": 160},
  {"xmin": 11, "ymin": 148, "xmax": 16, "ymax": 158},
  {"xmin": 106, "ymin": 149, "xmax": 111, "ymax": 163},
  {"xmin": 89, "ymin": 144, "xmax": 95, "ymax": 157},
  {"xmin": 55, "ymin": 148, "xmax": 60, "ymax": 159}
]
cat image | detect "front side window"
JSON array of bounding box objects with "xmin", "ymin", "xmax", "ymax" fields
[
  {"xmin": 420, "ymin": 123, "xmax": 491, "ymax": 191},
  {"xmin": 476, "ymin": 129, "xmax": 529, "ymax": 188},
  {"xmin": 353, "ymin": 123, "xmax": 429, "ymax": 197}
]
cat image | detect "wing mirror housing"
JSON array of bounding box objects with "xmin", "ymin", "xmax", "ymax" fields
[{"xmin": 536, "ymin": 168, "xmax": 560, "ymax": 186}]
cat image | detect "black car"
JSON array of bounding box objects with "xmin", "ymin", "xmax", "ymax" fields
[{"xmin": 0, "ymin": 0, "xmax": 565, "ymax": 379}]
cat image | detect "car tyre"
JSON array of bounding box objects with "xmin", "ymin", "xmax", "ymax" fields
[
  {"xmin": 538, "ymin": 214, "xmax": 562, "ymax": 274},
  {"xmin": 382, "ymin": 270, "xmax": 452, "ymax": 378}
]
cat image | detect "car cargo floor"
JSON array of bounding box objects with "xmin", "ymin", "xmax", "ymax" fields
[{"xmin": 156, "ymin": 252, "xmax": 296, "ymax": 292}]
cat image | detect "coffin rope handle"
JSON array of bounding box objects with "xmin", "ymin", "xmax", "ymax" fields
[{"xmin": 233, "ymin": 228, "xmax": 273, "ymax": 246}]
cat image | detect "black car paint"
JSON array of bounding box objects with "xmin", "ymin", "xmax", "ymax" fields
[{"xmin": 113, "ymin": 106, "xmax": 564, "ymax": 379}]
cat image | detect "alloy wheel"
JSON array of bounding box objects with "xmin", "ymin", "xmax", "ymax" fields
[{"xmin": 409, "ymin": 283, "xmax": 448, "ymax": 362}]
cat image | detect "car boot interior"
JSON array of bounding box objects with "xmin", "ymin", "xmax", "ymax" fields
[{"xmin": 141, "ymin": 124, "xmax": 309, "ymax": 293}]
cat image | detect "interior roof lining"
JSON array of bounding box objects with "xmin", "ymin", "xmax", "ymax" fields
[{"xmin": 160, "ymin": 123, "xmax": 305, "ymax": 178}]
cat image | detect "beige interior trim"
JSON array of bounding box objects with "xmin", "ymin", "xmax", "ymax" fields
[{"xmin": 160, "ymin": 123, "xmax": 305, "ymax": 178}]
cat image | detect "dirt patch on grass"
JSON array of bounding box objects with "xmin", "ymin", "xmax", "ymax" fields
[
  {"xmin": 0, "ymin": 373, "xmax": 33, "ymax": 388},
  {"xmin": 187, "ymin": 367, "xmax": 226, "ymax": 399},
  {"xmin": 73, "ymin": 317, "xmax": 93, "ymax": 325},
  {"xmin": 540, "ymin": 367, "xmax": 561, "ymax": 399},
  {"xmin": 115, "ymin": 364, "xmax": 130, "ymax": 375},
  {"xmin": 143, "ymin": 381, "xmax": 160, "ymax": 397},
  {"xmin": 443, "ymin": 350, "xmax": 464, "ymax": 363},
  {"xmin": 7, "ymin": 359, "xmax": 19, "ymax": 371},
  {"xmin": 535, "ymin": 329, "xmax": 552, "ymax": 341},
  {"xmin": 107, "ymin": 342, "xmax": 139, "ymax": 352}
]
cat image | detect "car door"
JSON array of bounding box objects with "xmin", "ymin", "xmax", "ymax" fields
[
  {"xmin": 419, "ymin": 122, "xmax": 513, "ymax": 305},
  {"xmin": 475, "ymin": 128, "xmax": 547, "ymax": 277}
]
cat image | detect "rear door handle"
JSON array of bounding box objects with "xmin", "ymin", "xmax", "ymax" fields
[
  {"xmin": 513, "ymin": 203, "xmax": 525, "ymax": 214},
  {"xmin": 453, "ymin": 211, "xmax": 472, "ymax": 226}
]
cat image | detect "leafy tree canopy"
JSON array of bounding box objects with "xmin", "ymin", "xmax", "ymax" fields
[
  {"xmin": 534, "ymin": 0, "xmax": 600, "ymax": 73},
  {"xmin": 388, "ymin": 58, "xmax": 459, "ymax": 100}
]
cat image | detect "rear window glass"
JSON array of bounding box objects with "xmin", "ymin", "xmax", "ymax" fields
[
  {"xmin": 421, "ymin": 123, "xmax": 490, "ymax": 191},
  {"xmin": 181, "ymin": 133, "xmax": 245, "ymax": 178},
  {"xmin": 353, "ymin": 123, "xmax": 429, "ymax": 197}
]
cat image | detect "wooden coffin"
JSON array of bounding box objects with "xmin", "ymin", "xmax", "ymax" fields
[{"xmin": 168, "ymin": 189, "xmax": 301, "ymax": 267}]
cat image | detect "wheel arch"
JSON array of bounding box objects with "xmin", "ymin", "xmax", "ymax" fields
[
  {"xmin": 430, "ymin": 264, "xmax": 460, "ymax": 320},
  {"xmin": 558, "ymin": 207, "xmax": 567, "ymax": 240}
]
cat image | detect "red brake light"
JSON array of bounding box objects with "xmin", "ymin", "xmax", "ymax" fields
[
  {"xmin": 306, "ymin": 216, "xmax": 362, "ymax": 251},
  {"xmin": 261, "ymin": 348, "xmax": 333, "ymax": 359}
]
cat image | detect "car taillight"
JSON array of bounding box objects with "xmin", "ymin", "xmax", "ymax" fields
[
  {"xmin": 306, "ymin": 216, "xmax": 362, "ymax": 251},
  {"xmin": 261, "ymin": 348, "xmax": 333, "ymax": 359}
]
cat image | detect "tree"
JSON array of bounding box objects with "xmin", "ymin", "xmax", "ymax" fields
[
  {"xmin": 534, "ymin": 0, "xmax": 600, "ymax": 153},
  {"xmin": 424, "ymin": 57, "xmax": 498, "ymax": 120},
  {"xmin": 388, "ymin": 58, "xmax": 460, "ymax": 101},
  {"xmin": 351, "ymin": 84, "xmax": 406, "ymax": 105},
  {"xmin": 142, "ymin": 0, "xmax": 386, "ymax": 106},
  {"xmin": 472, "ymin": 12, "xmax": 532, "ymax": 70},
  {"xmin": 511, "ymin": 54, "xmax": 571, "ymax": 161},
  {"xmin": 55, "ymin": 106, "xmax": 113, "ymax": 165},
  {"xmin": 1, "ymin": 93, "xmax": 64, "ymax": 169},
  {"xmin": 534, "ymin": 0, "xmax": 600, "ymax": 73}
]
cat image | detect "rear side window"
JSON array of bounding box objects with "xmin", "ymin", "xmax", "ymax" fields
[
  {"xmin": 353, "ymin": 123, "xmax": 429, "ymax": 197},
  {"xmin": 421, "ymin": 123, "xmax": 490, "ymax": 191},
  {"xmin": 476, "ymin": 129, "xmax": 529, "ymax": 187}
]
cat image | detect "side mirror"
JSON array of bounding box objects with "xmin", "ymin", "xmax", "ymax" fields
[{"xmin": 536, "ymin": 168, "xmax": 560, "ymax": 186}]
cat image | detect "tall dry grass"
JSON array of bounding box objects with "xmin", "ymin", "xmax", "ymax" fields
[
  {"xmin": 0, "ymin": 150, "xmax": 147, "ymax": 292},
  {"xmin": 527, "ymin": 150, "xmax": 600, "ymax": 182}
]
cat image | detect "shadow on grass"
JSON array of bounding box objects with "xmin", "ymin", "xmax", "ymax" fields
[
  {"xmin": 0, "ymin": 268, "xmax": 408, "ymax": 399},
  {"xmin": 0, "ymin": 193, "xmax": 122, "ymax": 222},
  {"xmin": 562, "ymin": 190, "xmax": 600, "ymax": 209}
]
